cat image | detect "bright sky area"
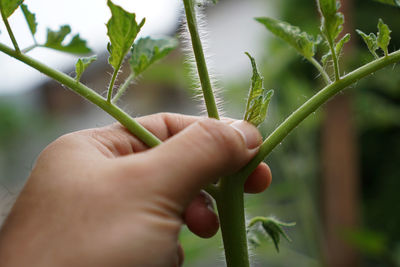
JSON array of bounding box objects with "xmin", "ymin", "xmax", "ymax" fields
[{"xmin": 0, "ymin": 0, "xmax": 182, "ymax": 95}]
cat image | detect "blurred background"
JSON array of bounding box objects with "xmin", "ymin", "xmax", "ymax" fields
[{"xmin": 1, "ymin": 0, "xmax": 399, "ymax": 266}]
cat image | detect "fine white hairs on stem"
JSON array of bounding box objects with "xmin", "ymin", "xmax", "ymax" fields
[{"xmin": 179, "ymin": 3, "xmax": 224, "ymax": 117}]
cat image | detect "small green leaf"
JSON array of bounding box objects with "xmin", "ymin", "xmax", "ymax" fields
[
  {"xmin": 0, "ymin": 0, "xmax": 23, "ymax": 18},
  {"xmin": 255, "ymin": 17, "xmax": 317, "ymax": 59},
  {"xmin": 243, "ymin": 52, "xmax": 274, "ymax": 127},
  {"xmin": 262, "ymin": 218, "xmax": 295, "ymax": 252},
  {"xmin": 377, "ymin": 18, "xmax": 391, "ymax": 56},
  {"xmin": 335, "ymin": 33, "xmax": 350, "ymax": 56},
  {"xmin": 44, "ymin": 25, "xmax": 91, "ymax": 55},
  {"xmin": 20, "ymin": 4, "xmax": 37, "ymax": 37},
  {"xmin": 248, "ymin": 216, "xmax": 295, "ymax": 253},
  {"xmin": 317, "ymin": 0, "xmax": 344, "ymax": 43},
  {"xmin": 321, "ymin": 33, "xmax": 350, "ymax": 66},
  {"xmin": 373, "ymin": 0, "xmax": 400, "ymax": 7},
  {"xmin": 75, "ymin": 55, "xmax": 97, "ymax": 81},
  {"xmin": 356, "ymin": 29, "xmax": 379, "ymax": 59},
  {"xmin": 106, "ymin": 0, "xmax": 145, "ymax": 70},
  {"xmin": 130, "ymin": 36, "xmax": 178, "ymax": 76}
]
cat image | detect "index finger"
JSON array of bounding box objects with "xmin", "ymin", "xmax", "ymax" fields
[{"xmin": 108, "ymin": 112, "xmax": 234, "ymax": 153}]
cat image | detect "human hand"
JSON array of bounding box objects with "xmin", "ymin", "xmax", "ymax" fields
[{"xmin": 0, "ymin": 113, "xmax": 271, "ymax": 267}]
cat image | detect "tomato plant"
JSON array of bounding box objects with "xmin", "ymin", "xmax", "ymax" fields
[{"xmin": 1, "ymin": 0, "xmax": 399, "ymax": 266}]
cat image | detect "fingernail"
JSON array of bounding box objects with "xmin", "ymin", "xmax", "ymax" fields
[{"xmin": 230, "ymin": 120, "xmax": 262, "ymax": 150}]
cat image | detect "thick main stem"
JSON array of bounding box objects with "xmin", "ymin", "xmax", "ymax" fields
[
  {"xmin": 182, "ymin": 0, "xmax": 220, "ymax": 119},
  {"xmin": 0, "ymin": 43, "xmax": 161, "ymax": 147},
  {"xmin": 216, "ymin": 176, "xmax": 249, "ymax": 267}
]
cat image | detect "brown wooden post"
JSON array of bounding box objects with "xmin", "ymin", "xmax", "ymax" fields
[{"xmin": 321, "ymin": 0, "xmax": 360, "ymax": 266}]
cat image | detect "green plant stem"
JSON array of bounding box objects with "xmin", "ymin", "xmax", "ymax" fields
[
  {"xmin": 238, "ymin": 49, "xmax": 400, "ymax": 182},
  {"xmin": 107, "ymin": 66, "xmax": 121, "ymax": 102},
  {"xmin": 0, "ymin": 8, "xmax": 20, "ymax": 53},
  {"xmin": 22, "ymin": 44, "xmax": 39, "ymax": 53},
  {"xmin": 216, "ymin": 49, "xmax": 400, "ymax": 267},
  {"xmin": 182, "ymin": 0, "xmax": 219, "ymax": 119},
  {"xmin": 112, "ymin": 73, "xmax": 135, "ymax": 103},
  {"xmin": 216, "ymin": 176, "xmax": 249, "ymax": 267},
  {"xmin": 0, "ymin": 42, "xmax": 161, "ymax": 147},
  {"xmin": 308, "ymin": 57, "xmax": 331, "ymax": 85},
  {"xmin": 328, "ymin": 39, "xmax": 340, "ymax": 81}
]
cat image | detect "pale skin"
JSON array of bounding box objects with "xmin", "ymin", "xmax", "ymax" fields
[{"xmin": 0, "ymin": 113, "xmax": 272, "ymax": 267}]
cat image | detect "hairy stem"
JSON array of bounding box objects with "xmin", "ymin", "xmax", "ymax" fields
[
  {"xmin": 308, "ymin": 57, "xmax": 331, "ymax": 85},
  {"xmin": 328, "ymin": 39, "xmax": 340, "ymax": 81},
  {"xmin": 0, "ymin": 43, "xmax": 161, "ymax": 147},
  {"xmin": 216, "ymin": 177, "xmax": 249, "ymax": 267},
  {"xmin": 107, "ymin": 66, "xmax": 121, "ymax": 102},
  {"xmin": 182, "ymin": 0, "xmax": 220, "ymax": 119},
  {"xmin": 238, "ymin": 49, "xmax": 400, "ymax": 182},
  {"xmin": 112, "ymin": 73, "xmax": 135, "ymax": 103},
  {"xmin": 0, "ymin": 8, "xmax": 20, "ymax": 53}
]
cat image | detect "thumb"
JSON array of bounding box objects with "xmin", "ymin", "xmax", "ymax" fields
[{"xmin": 141, "ymin": 118, "xmax": 262, "ymax": 204}]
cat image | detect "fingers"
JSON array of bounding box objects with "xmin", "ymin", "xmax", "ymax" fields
[
  {"xmin": 183, "ymin": 192, "xmax": 219, "ymax": 239},
  {"xmin": 132, "ymin": 118, "xmax": 262, "ymax": 205},
  {"xmin": 244, "ymin": 162, "xmax": 272, "ymax": 194},
  {"xmin": 184, "ymin": 163, "xmax": 272, "ymax": 239}
]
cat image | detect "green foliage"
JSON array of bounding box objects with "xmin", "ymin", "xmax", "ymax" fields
[
  {"xmin": 20, "ymin": 4, "xmax": 36, "ymax": 37},
  {"xmin": 0, "ymin": 0, "xmax": 23, "ymax": 18},
  {"xmin": 357, "ymin": 18, "xmax": 392, "ymax": 58},
  {"xmin": 248, "ymin": 216, "xmax": 295, "ymax": 252},
  {"xmin": 44, "ymin": 25, "xmax": 91, "ymax": 55},
  {"xmin": 130, "ymin": 37, "xmax": 177, "ymax": 76},
  {"xmin": 317, "ymin": 0, "xmax": 344, "ymax": 43},
  {"xmin": 335, "ymin": 33, "xmax": 351, "ymax": 57},
  {"xmin": 356, "ymin": 30, "xmax": 379, "ymax": 58},
  {"xmin": 321, "ymin": 33, "xmax": 351, "ymax": 65},
  {"xmin": 373, "ymin": 0, "xmax": 400, "ymax": 7},
  {"xmin": 255, "ymin": 17, "xmax": 317, "ymax": 59},
  {"xmin": 377, "ymin": 19, "xmax": 391, "ymax": 56},
  {"xmin": 106, "ymin": 0, "xmax": 144, "ymax": 70},
  {"xmin": 243, "ymin": 52, "xmax": 273, "ymax": 127},
  {"xmin": 344, "ymin": 229, "xmax": 389, "ymax": 258},
  {"xmin": 75, "ymin": 55, "xmax": 97, "ymax": 81}
]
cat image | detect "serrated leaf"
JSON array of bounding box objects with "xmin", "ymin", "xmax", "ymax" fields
[
  {"xmin": 356, "ymin": 29, "xmax": 379, "ymax": 59},
  {"xmin": 44, "ymin": 25, "xmax": 91, "ymax": 55},
  {"xmin": 255, "ymin": 17, "xmax": 317, "ymax": 59},
  {"xmin": 317, "ymin": 0, "xmax": 344, "ymax": 43},
  {"xmin": 248, "ymin": 216, "xmax": 295, "ymax": 253},
  {"xmin": 262, "ymin": 219, "xmax": 294, "ymax": 252},
  {"xmin": 20, "ymin": 4, "xmax": 37, "ymax": 37},
  {"xmin": 130, "ymin": 37, "xmax": 177, "ymax": 76},
  {"xmin": 335, "ymin": 33, "xmax": 350, "ymax": 56},
  {"xmin": 75, "ymin": 55, "xmax": 97, "ymax": 81},
  {"xmin": 0, "ymin": 0, "xmax": 23, "ymax": 18},
  {"xmin": 107, "ymin": 0, "xmax": 145, "ymax": 70},
  {"xmin": 373, "ymin": 0, "xmax": 400, "ymax": 7},
  {"xmin": 377, "ymin": 19, "xmax": 391, "ymax": 56},
  {"xmin": 243, "ymin": 52, "xmax": 274, "ymax": 127},
  {"xmin": 321, "ymin": 33, "xmax": 350, "ymax": 66}
]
